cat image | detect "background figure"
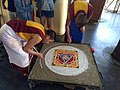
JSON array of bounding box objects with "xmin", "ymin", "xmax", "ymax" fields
[
  {"xmin": 2, "ymin": 0, "xmax": 16, "ymax": 20},
  {"xmin": 35, "ymin": 0, "xmax": 56, "ymax": 30},
  {"xmin": 14, "ymin": 0, "xmax": 34, "ymax": 21},
  {"xmin": 65, "ymin": 0, "xmax": 93, "ymax": 43},
  {"xmin": 0, "ymin": 20, "xmax": 56, "ymax": 76}
]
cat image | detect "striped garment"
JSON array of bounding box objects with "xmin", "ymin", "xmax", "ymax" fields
[
  {"xmin": 69, "ymin": 0, "xmax": 93, "ymax": 20},
  {"xmin": 74, "ymin": 0, "xmax": 88, "ymax": 16},
  {"xmin": 6, "ymin": 20, "xmax": 45, "ymax": 41},
  {"xmin": 0, "ymin": 20, "xmax": 45, "ymax": 68}
]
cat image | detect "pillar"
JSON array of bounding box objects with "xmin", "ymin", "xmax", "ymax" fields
[{"xmin": 53, "ymin": 0, "xmax": 68, "ymax": 35}]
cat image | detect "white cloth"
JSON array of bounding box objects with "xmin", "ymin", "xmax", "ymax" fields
[{"xmin": 0, "ymin": 24, "xmax": 30, "ymax": 67}]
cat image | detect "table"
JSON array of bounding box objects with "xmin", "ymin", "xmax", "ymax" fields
[{"xmin": 28, "ymin": 42, "xmax": 103, "ymax": 89}]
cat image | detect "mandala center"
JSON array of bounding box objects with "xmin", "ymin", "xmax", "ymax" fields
[{"xmin": 59, "ymin": 54, "xmax": 73, "ymax": 64}]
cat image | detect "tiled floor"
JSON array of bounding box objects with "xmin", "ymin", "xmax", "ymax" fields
[
  {"xmin": 83, "ymin": 10, "xmax": 120, "ymax": 90},
  {"xmin": 0, "ymin": 10, "xmax": 120, "ymax": 90}
]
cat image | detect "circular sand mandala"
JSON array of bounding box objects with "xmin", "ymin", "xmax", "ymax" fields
[{"xmin": 45, "ymin": 46, "xmax": 88, "ymax": 76}]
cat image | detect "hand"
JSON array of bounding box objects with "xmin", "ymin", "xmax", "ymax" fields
[
  {"xmin": 67, "ymin": 36, "xmax": 72, "ymax": 44},
  {"xmin": 80, "ymin": 26, "xmax": 85, "ymax": 32},
  {"xmin": 36, "ymin": 53, "xmax": 45, "ymax": 60}
]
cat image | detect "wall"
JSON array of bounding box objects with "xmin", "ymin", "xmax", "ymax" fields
[{"xmin": 89, "ymin": 0, "xmax": 106, "ymax": 21}]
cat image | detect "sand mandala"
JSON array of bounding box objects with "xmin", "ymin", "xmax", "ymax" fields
[
  {"xmin": 52, "ymin": 49, "xmax": 79, "ymax": 68},
  {"xmin": 45, "ymin": 46, "xmax": 88, "ymax": 76}
]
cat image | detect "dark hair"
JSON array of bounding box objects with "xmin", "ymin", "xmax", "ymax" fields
[
  {"xmin": 77, "ymin": 13, "xmax": 87, "ymax": 28},
  {"xmin": 46, "ymin": 30, "xmax": 56, "ymax": 41}
]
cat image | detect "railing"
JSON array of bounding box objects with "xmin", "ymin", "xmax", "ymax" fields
[{"xmin": 104, "ymin": 0, "xmax": 120, "ymax": 13}]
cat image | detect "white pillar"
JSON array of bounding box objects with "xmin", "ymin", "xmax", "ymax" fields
[{"xmin": 53, "ymin": 0, "xmax": 68, "ymax": 35}]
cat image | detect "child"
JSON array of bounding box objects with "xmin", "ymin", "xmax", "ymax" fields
[
  {"xmin": 35, "ymin": 0, "xmax": 56, "ymax": 30},
  {"xmin": 65, "ymin": 0, "xmax": 93, "ymax": 44},
  {"xmin": 2, "ymin": 0, "xmax": 16, "ymax": 20}
]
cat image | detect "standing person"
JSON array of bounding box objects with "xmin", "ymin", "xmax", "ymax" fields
[
  {"xmin": 64, "ymin": 1, "xmax": 94, "ymax": 89},
  {"xmin": 65, "ymin": 0, "xmax": 93, "ymax": 44},
  {"xmin": 14, "ymin": 0, "xmax": 34, "ymax": 21},
  {"xmin": 0, "ymin": 20, "xmax": 56, "ymax": 76},
  {"xmin": 2, "ymin": 0, "xmax": 16, "ymax": 20},
  {"xmin": 35, "ymin": 0, "xmax": 56, "ymax": 30}
]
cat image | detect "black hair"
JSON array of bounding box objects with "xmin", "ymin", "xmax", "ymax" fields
[
  {"xmin": 77, "ymin": 13, "xmax": 87, "ymax": 28},
  {"xmin": 46, "ymin": 30, "xmax": 56, "ymax": 41}
]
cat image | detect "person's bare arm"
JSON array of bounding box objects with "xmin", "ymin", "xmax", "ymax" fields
[
  {"xmin": 87, "ymin": 4, "xmax": 94, "ymax": 23},
  {"xmin": 87, "ymin": 12, "xmax": 93, "ymax": 23},
  {"xmin": 2, "ymin": 0, "xmax": 7, "ymax": 9},
  {"xmin": 23, "ymin": 34, "xmax": 44, "ymax": 60},
  {"xmin": 66, "ymin": 13, "xmax": 72, "ymax": 43}
]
